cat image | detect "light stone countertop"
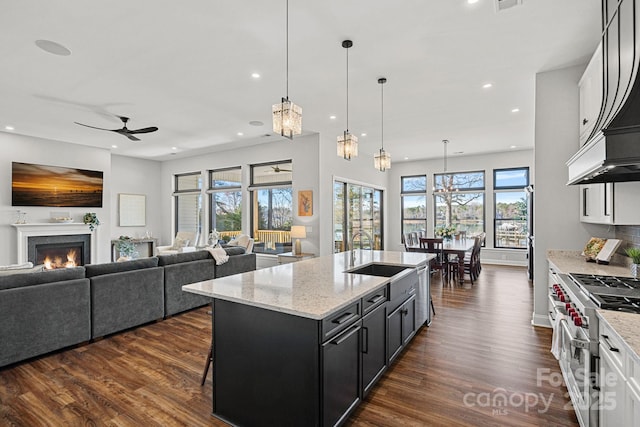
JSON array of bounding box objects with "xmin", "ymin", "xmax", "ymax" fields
[
  {"xmin": 183, "ymin": 250, "xmax": 433, "ymax": 320},
  {"xmin": 597, "ymin": 310, "xmax": 640, "ymax": 363},
  {"xmin": 547, "ymin": 249, "xmax": 632, "ymax": 277}
]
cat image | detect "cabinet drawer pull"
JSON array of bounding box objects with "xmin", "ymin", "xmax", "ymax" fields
[
  {"xmin": 368, "ymin": 295, "xmax": 385, "ymax": 304},
  {"xmin": 332, "ymin": 312, "xmax": 358, "ymax": 325},
  {"xmin": 331, "ymin": 325, "xmax": 361, "ymax": 345},
  {"xmin": 601, "ymin": 334, "xmax": 619, "ymax": 352},
  {"xmin": 583, "ymin": 118, "xmax": 588, "ymax": 125}
]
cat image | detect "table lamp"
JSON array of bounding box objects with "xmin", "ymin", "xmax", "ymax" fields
[{"xmin": 290, "ymin": 226, "xmax": 307, "ymax": 255}]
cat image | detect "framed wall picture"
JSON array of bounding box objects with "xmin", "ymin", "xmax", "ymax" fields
[
  {"xmin": 11, "ymin": 162, "xmax": 103, "ymax": 207},
  {"xmin": 119, "ymin": 193, "xmax": 146, "ymax": 226},
  {"xmin": 298, "ymin": 190, "xmax": 313, "ymax": 216}
]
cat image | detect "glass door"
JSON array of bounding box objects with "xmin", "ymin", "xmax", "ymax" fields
[{"xmin": 334, "ymin": 180, "xmax": 383, "ymax": 253}]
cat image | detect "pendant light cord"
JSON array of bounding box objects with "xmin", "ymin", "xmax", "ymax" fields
[
  {"xmin": 443, "ymin": 139, "xmax": 448, "ymax": 173},
  {"xmin": 286, "ymin": 0, "xmax": 289, "ymax": 99},
  {"xmin": 346, "ymin": 45, "xmax": 349, "ymax": 132},
  {"xmin": 381, "ymin": 82, "xmax": 384, "ymax": 150}
]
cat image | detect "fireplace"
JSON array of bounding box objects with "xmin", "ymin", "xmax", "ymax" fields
[
  {"xmin": 28, "ymin": 234, "xmax": 91, "ymax": 268},
  {"xmin": 13, "ymin": 223, "xmax": 98, "ymax": 266}
]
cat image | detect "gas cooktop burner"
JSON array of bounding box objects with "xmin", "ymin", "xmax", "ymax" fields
[
  {"xmin": 570, "ymin": 273, "xmax": 640, "ymax": 289},
  {"xmin": 569, "ymin": 273, "xmax": 640, "ymax": 314}
]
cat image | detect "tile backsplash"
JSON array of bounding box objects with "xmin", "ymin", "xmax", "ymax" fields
[{"xmin": 615, "ymin": 225, "xmax": 640, "ymax": 252}]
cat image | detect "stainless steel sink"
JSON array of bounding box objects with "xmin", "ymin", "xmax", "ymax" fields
[{"xmin": 346, "ymin": 263, "xmax": 409, "ymax": 277}]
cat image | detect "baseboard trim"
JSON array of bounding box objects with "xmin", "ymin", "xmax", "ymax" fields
[{"xmin": 531, "ymin": 312, "xmax": 551, "ymax": 328}]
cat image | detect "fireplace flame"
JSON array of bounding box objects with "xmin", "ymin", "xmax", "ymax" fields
[{"xmin": 43, "ymin": 249, "xmax": 78, "ymax": 270}]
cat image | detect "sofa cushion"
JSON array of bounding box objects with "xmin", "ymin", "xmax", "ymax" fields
[
  {"xmin": 0, "ymin": 266, "xmax": 86, "ymax": 291},
  {"xmin": 157, "ymin": 250, "xmax": 210, "ymax": 266},
  {"xmin": 0, "ymin": 264, "xmax": 45, "ymax": 277},
  {"xmin": 85, "ymin": 257, "xmax": 159, "ymax": 278},
  {"xmin": 223, "ymin": 246, "xmax": 246, "ymax": 256}
]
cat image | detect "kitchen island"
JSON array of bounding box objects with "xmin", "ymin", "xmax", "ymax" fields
[{"xmin": 183, "ymin": 250, "xmax": 433, "ymax": 427}]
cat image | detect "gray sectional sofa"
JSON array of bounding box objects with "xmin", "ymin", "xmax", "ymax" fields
[{"xmin": 0, "ymin": 249, "xmax": 256, "ymax": 368}]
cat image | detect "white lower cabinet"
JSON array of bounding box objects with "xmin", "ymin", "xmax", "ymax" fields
[
  {"xmin": 626, "ymin": 356, "xmax": 640, "ymax": 425},
  {"xmin": 599, "ymin": 343, "xmax": 626, "ymax": 425}
]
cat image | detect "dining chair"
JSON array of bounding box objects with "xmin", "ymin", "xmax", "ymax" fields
[
  {"xmin": 403, "ymin": 232, "xmax": 420, "ymax": 252},
  {"xmin": 419, "ymin": 237, "xmax": 456, "ymax": 284},
  {"xmin": 460, "ymin": 236, "xmax": 482, "ymax": 284}
]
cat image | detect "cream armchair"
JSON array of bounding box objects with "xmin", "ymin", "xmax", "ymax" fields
[
  {"xmin": 156, "ymin": 231, "xmax": 198, "ymax": 255},
  {"xmin": 225, "ymin": 234, "xmax": 254, "ymax": 254}
]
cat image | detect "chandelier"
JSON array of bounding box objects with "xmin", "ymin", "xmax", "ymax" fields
[
  {"xmin": 337, "ymin": 40, "xmax": 358, "ymax": 160},
  {"xmin": 272, "ymin": 0, "xmax": 302, "ymax": 139},
  {"xmin": 374, "ymin": 77, "xmax": 391, "ymax": 171}
]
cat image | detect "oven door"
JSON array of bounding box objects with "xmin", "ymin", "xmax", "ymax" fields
[{"xmin": 559, "ymin": 318, "xmax": 592, "ymax": 427}]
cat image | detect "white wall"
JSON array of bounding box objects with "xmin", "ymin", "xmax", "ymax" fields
[
  {"xmin": 110, "ymin": 154, "xmax": 163, "ymax": 242},
  {"xmin": 387, "ymin": 149, "xmax": 534, "ymax": 266},
  {"xmin": 532, "ymin": 65, "xmax": 614, "ymax": 326},
  {"xmin": 0, "ymin": 133, "xmax": 112, "ymax": 264}
]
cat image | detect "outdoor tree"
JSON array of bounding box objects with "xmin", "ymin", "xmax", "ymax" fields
[{"xmin": 435, "ymin": 172, "xmax": 484, "ymax": 228}]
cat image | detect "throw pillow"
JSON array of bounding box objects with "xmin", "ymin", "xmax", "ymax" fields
[{"xmin": 171, "ymin": 237, "xmax": 190, "ymax": 250}]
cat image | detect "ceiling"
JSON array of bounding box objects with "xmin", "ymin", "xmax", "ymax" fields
[{"xmin": 0, "ymin": 0, "xmax": 601, "ymax": 162}]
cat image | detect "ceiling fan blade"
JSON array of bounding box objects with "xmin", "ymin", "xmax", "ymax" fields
[
  {"xmin": 127, "ymin": 126, "xmax": 158, "ymax": 134},
  {"xmin": 74, "ymin": 122, "xmax": 117, "ymax": 131},
  {"xmin": 122, "ymin": 133, "xmax": 141, "ymax": 142}
]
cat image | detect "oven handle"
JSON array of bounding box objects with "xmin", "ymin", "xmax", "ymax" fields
[{"xmin": 560, "ymin": 318, "xmax": 589, "ymax": 350}]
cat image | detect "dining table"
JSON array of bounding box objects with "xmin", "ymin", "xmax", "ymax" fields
[{"xmin": 411, "ymin": 238, "xmax": 476, "ymax": 284}]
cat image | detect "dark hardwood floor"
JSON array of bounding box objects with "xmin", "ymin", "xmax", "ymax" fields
[{"xmin": 0, "ymin": 265, "xmax": 578, "ymax": 426}]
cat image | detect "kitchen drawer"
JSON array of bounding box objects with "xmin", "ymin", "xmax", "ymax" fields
[
  {"xmin": 362, "ymin": 285, "xmax": 387, "ymax": 314},
  {"xmin": 322, "ymin": 301, "xmax": 361, "ymax": 342},
  {"xmin": 600, "ymin": 321, "xmax": 626, "ymax": 371}
]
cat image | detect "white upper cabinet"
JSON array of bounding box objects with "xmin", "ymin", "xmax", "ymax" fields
[
  {"xmin": 580, "ymin": 182, "xmax": 640, "ymax": 224},
  {"xmin": 579, "ymin": 43, "xmax": 603, "ymax": 147}
]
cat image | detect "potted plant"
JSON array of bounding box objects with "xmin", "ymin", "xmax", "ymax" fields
[
  {"xmin": 83, "ymin": 213, "xmax": 100, "ymax": 231},
  {"xmin": 115, "ymin": 235, "xmax": 137, "ymax": 260},
  {"xmin": 625, "ymin": 246, "xmax": 640, "ymax": 278}
]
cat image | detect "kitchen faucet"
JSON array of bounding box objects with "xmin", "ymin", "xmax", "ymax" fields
[{"xmin": 349, "ymin": 230, "xmax": 373, "ymax": 266}]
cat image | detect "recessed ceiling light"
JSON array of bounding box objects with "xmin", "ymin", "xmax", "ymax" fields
[
  {"xmin": 361, "ymin": 133, "xmax": 367, "ymax": 137},
  {"xmin": 237, "ymin": 132, "xmax": 244, "ymax": 136},
  {"xmin": 5, "ymin": 125, "xmax": 15, "ymax": 131},
  {"xmin": 511, "ymin": 108, "xmax": 520, "ymax": 113},
  {"xmin": 35, "ymin": 39, "xmax": 71, "ymax": 56},
  {"xmin": 249, "ymin": 120, "xmax": 264, "ymax": 126},
  {"xmin": 329, "ymin": 115, "xmax": 337, "ymax": 120},
  {"xmin": 468, "ymin": 0, "xmax": 479, "ymax": 4},
  {"xmin": 251, "ymin": 73, "xmax": 261, "ymax": 79},
  {"xmin": 510, "ymin": 145, "xmax": 517, "ymax": 149},
  {"xmin": 404, "ymin": 157, "xmax": 409, "ymax": 160},
  {"xmin": 111, "ymin": 145, "xmax": 118, "ymax": 149},
  {"xmin": 171, "ymin": 147, "xmax": 178, "ymax": 150},
  {"xmin": 482, "ymin": 83, "xmax": 493, "ymax": 89}
]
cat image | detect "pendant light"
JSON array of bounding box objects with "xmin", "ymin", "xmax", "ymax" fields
[
  {"xmin": 433, "ymin": 139, "xmax": 457, "ymax": 193},
  {"xmin": 272, "ymin": 0, "xmax": 302, "ymax": 139},
  {"xmin": 374, "ymin": 77, "xmax": 391, "ymax": 171},
  {"xmin": 337, "ymin": 40, "xmax": 358, "ymax": 160}
]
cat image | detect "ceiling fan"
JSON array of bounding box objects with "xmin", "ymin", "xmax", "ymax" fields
[
  {"xmin": 74, "ymin": 116, "xmax": 158, "ymax": 141},
  {"xmin": 269, "ymin": 165, "xmax": 292, "ymax": 173}
]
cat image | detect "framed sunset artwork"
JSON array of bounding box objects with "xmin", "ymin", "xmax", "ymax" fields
[{"xmin": 11, "ymin": 162, "xmax": 104, "ymax": 207}]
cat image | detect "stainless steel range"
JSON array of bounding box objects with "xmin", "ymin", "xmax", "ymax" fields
[{"xmin": 548, "ymin": 270, "xmax": 640, "ymax": 427}]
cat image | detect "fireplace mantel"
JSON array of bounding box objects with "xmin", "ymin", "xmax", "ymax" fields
[{"xmin": 12, "ymin": 223, "xmax": 98, "ymax": 264}]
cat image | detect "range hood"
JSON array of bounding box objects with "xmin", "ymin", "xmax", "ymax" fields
[{"xmin": 567, "ymin": 0, "xmax": 640, "ymax": 185}]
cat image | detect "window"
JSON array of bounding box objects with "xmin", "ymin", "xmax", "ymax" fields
[
  {"xmin": 401, "ymin": 175, "xmax": 427, "ymax": 238},
  {"xmin": 494, "ymin": 167, "xmax": 529, "ymax": 249},
  {"xmin": 333, "ymin": 180, "xmax": 383, "ymax": 252},
  {"xmin": 173, "ymin": 172, "xmax": 203, "ymax": 239},
  {"xmin": 250, "ymin": 161, "xmax": 293, "ymax": 254},
  {"xmin": 208, "ymin": 167, "xmax": 242, "ymax": 240},
  {"xmin": 433, "ymin": 171, "xmax": 484, "ymax": 236}
]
